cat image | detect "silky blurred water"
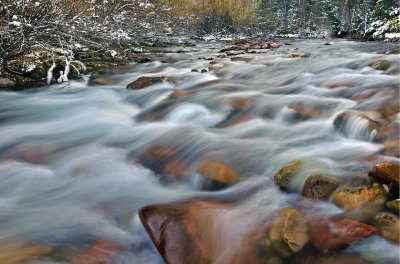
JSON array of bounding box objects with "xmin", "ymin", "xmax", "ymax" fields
[{"xmin": 0, "ymin": 39, "xmax": 399, "ymax": 263}]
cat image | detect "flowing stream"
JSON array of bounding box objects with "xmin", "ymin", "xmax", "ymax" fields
[{"xmin": 0, "ymin": 39, "xmax": 399, "ymax": 263}]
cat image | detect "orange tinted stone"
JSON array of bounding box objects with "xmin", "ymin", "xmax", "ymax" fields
[
  {"xmin": 0, "ymin": 241, "xmax": 52, "ymax": 264},
  {"xmin": 70, "ymin": 240, "xmax": 119, "ymax": 264},
  {"xmin": 331, "ymin": 185, "xmax": 386, "ymax": 211},
  {"xmin": 197, "ymin": 160, "xmax": 239, "ymax": 185}
]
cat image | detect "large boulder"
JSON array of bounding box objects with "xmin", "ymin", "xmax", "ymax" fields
[{"xmin": 139, "ymin": 200, "xmax": 271, "ymax": 264}]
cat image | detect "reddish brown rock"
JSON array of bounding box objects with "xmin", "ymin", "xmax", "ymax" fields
[
  {"xmin": 70, "ymin": 239, "xmax": 120, "ymax": 264},
  {"xmin": 231, "ymin": 97, "xmax": 253, "ymax": 110},
  {"xmin": 139, "ymin": 200, "xmax": 270, "ymax": 264},
  {"xmin": 308, "ymin": 217, "xmax": 376, "ymax": 251},
  {"xmin": 138, "ymin": 147, "xmax": 188, "ymax": 182},
  {"xmin": 331, "ymin": 185, "xmax": 387, "ymax": 211},
  {"xmin": 302, "ymin": 175, "xmax": 339, "ymax": 200},
  {"xmin": 375, "ymin": 212, "xmax": 400, "ymax": 244},
  {"xmin": 368, "ymin": 163, "xmax": 400, "ymax": 196}
]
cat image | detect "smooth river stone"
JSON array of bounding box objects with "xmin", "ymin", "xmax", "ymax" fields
[
  {"xmin": 274, "ymin": 160, "xmax": 302, "ymax": 189},
  {"xmin": 268, "ymin": 208, "xmax": 309, "ymax": 257},
  {"xmin": 302, "ymin": 175, "xmax": 339, "ymax": 200},
  {"xmin": 70, "ymin": 239, "xmax": 120, "ymax": 264},
  {"xmin": 308, "ymin": 217, "xmax": 376, "ymax": 251},
  {"xmin": 139, "ymin": 200, "xmax": 271, "ymax": 264},
  {"xmin": 331, "ymin": 184, "xmax": 386, "ymax": 211},
  {"xmin": 368, "ymin": 162, "xmax": 400, "ymax": 196},
  {"xmin": 386, "ymin": 199, "xmax": 400, "ymax": 214},
  {"xmin": 375, "ymin": 212, "xmax": 400, "ymax": 244},
  {"xmin": 197, "ymin": 160, "xmax": 239, "ymax": 185}
]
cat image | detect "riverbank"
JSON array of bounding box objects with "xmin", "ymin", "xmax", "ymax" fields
[{"xmin": 1, "ymin": 33, "xmax": 399, "ymax": 90}]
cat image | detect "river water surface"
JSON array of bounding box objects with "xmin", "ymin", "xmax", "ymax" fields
[{"xmin": 0, "ymin": 39, "xmax": 399, "ymax": 263}]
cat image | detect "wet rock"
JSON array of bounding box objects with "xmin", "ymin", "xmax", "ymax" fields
[
  {"xmin": 375, "ymin": 212, "xmax": 400, "ymax": 244},
  {"xmin": 201, "ymin": 69, "xmax": 208, "ymax": 73},
  {"xmin": 138, "ymin": 147, "xmax": 188, "ymax": 182},
  {"xmin": 274, "ymin": 160, "xmax": 302, "ymax": 189},
  {"xmin": 331, "ymin": 184, "xmax": 387, "ymax": 211},
  {"xmin": 291, "ymin": 252, "xmax": 367, "ymax": 264},
  {"xmin": 70, "ymin": 239, "xmax": 120, "ymax": 264},
  {"xmin": 231, "ymin": 56, "xmax": 255, "ymax": 62},
  {"xmin": 126, "ymin": 76, "xmax": 165, "ymax": 90},
  {"xmin": 381, "ymin": 140, "xmax": 400, "ymax": 158},
  {"xmin": 89, "ymin": 76, "xmax": 110, "ymax": 86},
  {"xmin": 197, "ymin": 160, "xmax": 239, "ymax": 186},
  {"xmin": 169, "ymin": 90, "xmax": 188, "ymax": 99},
  {"xmin": 288, "ymin": 104, "xmax": 324, "ymax": 119},
  {"xmin": 268, "ymin": 208, "xmax": 309, "ymax": 257},
  {"xmin": 215, "ymin": 112, "xmax": 257, "ymax": 128},
  {"xmin": 139, "ymin": 200, "xmax": 270, "ymax": 264},
  {"xmin": 231, "ymin": 97, "xmax": 253, "ymax": 110},
  {"xmin": 380, "ymin": 91, "xmax": 399, "ymax": 118},
  {"xmin": 0, "ymin": 241, "xmax": 53, "ymax": 264},
  {"xmin": 333, "ymin": 111, "xmax": 379, "ymax": 140},
  {"xmin": 302, "ymin": 175, "xmax": 339, "ymax": 200},
  {"xmin": 191, "ymin": 69, "xmax": 199, "ymax": 72},
  {"xmin": 308, "ymin": 217, "xmax": 376, "ymax": 251},
  {"xmin": 0, "ymin": 77, "xmax": 15, "ymax": 88},
  {"xmin": 134, "ymin": 57, "xmax": 152, "ymax": 63},
  {"xmin": 386, "ymin": 199, "xmax": 400, "ymax": 214},
  {"xmin": 368, "ymin": 60, "xmax": 391, "ymax": 71},
  {"xmin": 368, "ymin": 163, "xmax": 399, "ymax": 196},
  {"xmin": 291, "ymin": 52, "xmax": 310, "ymax": 58}
]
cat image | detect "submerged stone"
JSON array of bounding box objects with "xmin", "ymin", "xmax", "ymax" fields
[
  {"xmin": 127, "ymin": 76, "xmax": 165, "ymax": 89},
  {"xmin": 291, "ymin": 52, "xmax": 310, "ymax": 58},
  {"xmin": 368, "ymin": 60, "xmax": 391, "ymax": 71},
  {"xmin": 308, "ymin": 217, "xmax": 376, "ymax": 251},
  {"xmin": 375, "ymin": 212, "xmax": 400, "ymax": 244},
  {"xmin": 386, "ymin": 199, "xmax": 400, "ymax": 214},
  {"xmin": 302, "ymin": 175, "xmax": 339, "ymax": 200},
  {"xmin": 70, "ymin": 239, "xmax": 120, "ymax": 264},
  {"xmin": 333, "ymin": 111, "xmax": 379, "ymax": 140},
  {"xmin": 197, "ymin": 160, "xmax": 239, "ymax": 185},
  {"xmin": 0, "ymin": 241, "xmax": 52, "ymax": 264},
  {"xmin": 274, "ymin": 160, "xmax": 302, "ymax": 189},
  {"xmin": 268, "ymin": 208, "xmax": 309, "ymax": 257},
  {"xmin": 331, "ymin": 185, "xmax": 386, "ymax": 211}
]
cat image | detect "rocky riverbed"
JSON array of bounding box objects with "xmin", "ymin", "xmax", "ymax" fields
[{"xmin": 0, "ymin": 38, "xmax": 399, "ymax": 264}]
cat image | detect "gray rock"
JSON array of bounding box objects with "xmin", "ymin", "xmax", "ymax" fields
[{"xmin": 0, "ymin": 77, "xmax": 15, "ymax": 88}]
